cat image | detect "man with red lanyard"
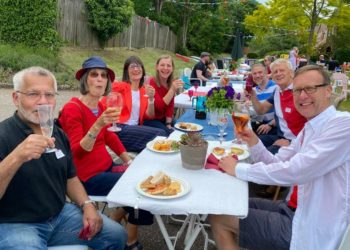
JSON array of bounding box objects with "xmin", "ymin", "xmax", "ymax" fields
[{"xmin": 210, "ymin": 65, "xmax": 350, "ymax": 250}]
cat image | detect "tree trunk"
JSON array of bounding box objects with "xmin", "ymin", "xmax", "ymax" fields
[
  {"xmin": 154, "ymin": 0, "xmax": 164, "ymax": 14},
  {"xmin": 180, "ymin": 0, "xmax": 190, "ymax": 49}
]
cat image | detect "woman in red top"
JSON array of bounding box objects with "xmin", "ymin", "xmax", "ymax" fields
[
  {"xmin": 102, "ymin": 56, "xmax": 167, "ymax": 152},
  {"xmin": 59, "ymin": 56, "xmax": 152, "ymax": 250},
  {"xmin": 143, "ymin": 55, "xmax": 183, "ymax": 135}
]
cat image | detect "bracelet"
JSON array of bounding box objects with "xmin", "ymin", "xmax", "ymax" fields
[
  {"xmin": 80, "ymin": 200, "xmax": 96, "ymax": 209},
  {"xmin": 87, "ymin": 131, "xmax": 97, "ymax": 140}
]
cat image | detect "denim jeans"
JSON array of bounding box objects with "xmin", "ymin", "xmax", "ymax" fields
[{"xmin": 0, "ymin": 203, "xmax": 127, "ymax": 250}]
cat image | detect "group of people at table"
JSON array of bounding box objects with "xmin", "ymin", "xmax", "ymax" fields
[{"xmin": 0, "ymin": 52, "xmax": 349, "ymax": 250}]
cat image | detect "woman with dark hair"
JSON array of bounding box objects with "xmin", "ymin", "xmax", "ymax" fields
[
  {"xmin": 59, "ymin": 56, "xmax": 153, "ymax": 250},
  {"xmin": 143, "ymin": 55, "xmax": 183, "ymax": 135},
  {"xmin": 102, "ymin": 55, "xmax": 167, "ymax": 153}
]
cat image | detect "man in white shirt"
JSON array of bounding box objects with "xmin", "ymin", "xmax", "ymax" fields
[{"xmin": 209, "ymin": 65, "xmax": 350, "ymax": 250}]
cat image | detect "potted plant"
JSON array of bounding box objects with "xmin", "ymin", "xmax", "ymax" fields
[
  {"xmin": 179, "ymin": 133, "xmax": 208, "ymax": 170},
  {"xmin": 206, "ymin": 86, "xmax": 241, "ymax": 125}
]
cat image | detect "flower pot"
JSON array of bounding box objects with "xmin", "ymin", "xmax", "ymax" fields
[{"xmin": 179, "ymin": 141, "xmax": 208, "ymax": 170}]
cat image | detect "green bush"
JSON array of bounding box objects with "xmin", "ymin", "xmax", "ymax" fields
[
  {"xmin": 334, "ymin": 48, "xmax": 350, "ymax": 64},
  {"xmin": 84, "ymin": 0, "xmax": 134, "ymax": 48},
  {"xmin": 0, "ymin": 0, "xmax": 60, "ymax": 51},
  {"xmin": 0, "ymin": 44, "xmax": 76, "ymax": 88},
  {"xmin": 247, "ymin": 52, "xmax": 259, "ymax": 59}
]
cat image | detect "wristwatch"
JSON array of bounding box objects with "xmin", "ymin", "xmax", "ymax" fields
[
  {"xmin": 268, "ymin": 121, "xmax": 274, "ymax": 127},
  {"xmin": 87, "ymin": 131, "xmax": 97, "ymax": 139}
]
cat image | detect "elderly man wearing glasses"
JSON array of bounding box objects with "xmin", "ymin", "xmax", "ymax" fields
[{"xmin": 210, "ymin": 65, "xmax": 350, "ymax": 250}]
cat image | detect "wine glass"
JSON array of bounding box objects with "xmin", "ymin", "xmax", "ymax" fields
[
  {"xmin": 232, "ymin": 101, "xmax": 250, "ymax": 144},
  {"xmin": 37, "ymin": 104, "xmax": 56, "ymax": 153},
  {"xmin": 217, "ymin": 112, "xmax": 228, "ymax": 145},
  {"xmin": 194, "ymin": 82, "xmax": 199, "ymax": 94},
  {"xmin": 188, "ymin": 89, "xmax": 194, "ymax": 101},
  {"xmin": 107, "ymin": 92, "xmax": 123, "ymax": 132}
]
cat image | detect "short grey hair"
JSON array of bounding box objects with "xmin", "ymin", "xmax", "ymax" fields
[
  {"xmin": 270, "ymin": 58, "xmax": 293, "ymax": 72},
  {"xmin": 79, "ymin": 69, "xmax": 111, "ymax": 96},
  {"xmin": 13, "ymin": 66, "xmax": 57, "ymax": 91},
  {"xmin": 251, "ymin": 63, "xmax": 266, "ymax": 73},
  {"xmin": 294, "ymin": 65, "xmax": 330, "ymax": 85}
]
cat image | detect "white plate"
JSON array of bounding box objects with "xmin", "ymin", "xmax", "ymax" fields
[
  {"xmin": 136, "ymin": 177, "xmax": 191, "ymax": 200},
  {"xmin": 212, "ymin": 145, "xmax": 250, "ymax": 161},
  {"xmin": 174, "ymin": 122, "xmax": 203, "ymax": 132},
  {"xmin": 146, "ymin": 140, "xmax": 180, "ymax": 154}
]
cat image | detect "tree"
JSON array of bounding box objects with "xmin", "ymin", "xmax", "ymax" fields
[
  {"xmin": 84, "ymin": 0, "xmax": 134, "ymax": 48},
  {"xmin": 244, "ymin": 0, "xmax": 350, "ymax": 58}
]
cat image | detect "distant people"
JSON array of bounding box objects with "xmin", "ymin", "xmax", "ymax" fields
[
  {"xmin": 210, "ymin": 65, "xmax": 350, "ymax": 250},
  {"xmin": 298, "ymin": 55, "xmax": 308, "ymax": 68},
  {"xmin": 328, "ymin": 57, "xmax": 339, "ymax": 72},
  {"xmin": 59, "ymin": 56, "xmax": 153, "ymax": 249},
  {"xmin": 289, "ymin": 47, "xmax": 298, "ymax": 71},
  {"xmin": 190, "ymin": 52, "xmax": 210, "ymax": 86},
  {"xmin": 102, "ymin": 56, "xmax": 167, "ymax": 153},
  {"xmin": 0, "ymin": 66, "xmax": 126, "ymax": 249},
  {"xmin": 263, "ymin": 55, "xmax": 274, "ymax": 77},
  {"xmin": 319, "ymin": 54, "xmax": 326, "ymax": 64},
  {"xmin": 249, "ymin": 63, "xmax": 277, "ymax": 136},
  {"xmin": 144, "ymin": 55, "xmax": 183, "ymax": 135}
]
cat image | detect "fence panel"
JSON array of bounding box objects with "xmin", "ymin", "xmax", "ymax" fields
[{"xmin": 56, "ymin": 0, "xmax": 176, "ymax": 51}]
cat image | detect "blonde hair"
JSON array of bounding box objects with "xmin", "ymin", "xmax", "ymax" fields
[{"xmin": 155, "ymin": 55, "xmax": 175, "ymax": 88}]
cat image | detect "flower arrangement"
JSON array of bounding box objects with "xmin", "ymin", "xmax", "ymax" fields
[{"xmin": 206, "ymin": 86, "xmax": 241, "ymax": 112}]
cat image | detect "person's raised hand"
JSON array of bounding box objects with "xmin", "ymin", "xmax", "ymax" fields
[
  {"xmin": 96, "ymin": 107, "xmax": 120, "ymax": 129},
  {"xmin": 171, "ymin": 79, "xmax": 184, "ymax": 92},
  {"xmin": 236, "ymin": 127, "xmax": 259, "ymax": 147},
  {"xmin": 145, "ymin": 84, "xmax": 155, "ymax": 99},
  {"xmin": 14, "ymin": 134, "xmax": 55, "ymax": 164}
]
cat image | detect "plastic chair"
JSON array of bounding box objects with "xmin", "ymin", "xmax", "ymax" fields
[
  {"xmin": 183, "ymin": 67, "xmax": 192, "ymax": 77},
  {"xmin": 338, "ymin": 224, "xmax": 350, "ymax": 250},
  {"xmin": 48, "ymin": 245, "xmax": 88, "ymax": 250}
]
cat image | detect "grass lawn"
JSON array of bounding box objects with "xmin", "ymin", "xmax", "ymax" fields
[{"xmin": 60, "ymin": 47, "xmax": 194, "ymax": 79}]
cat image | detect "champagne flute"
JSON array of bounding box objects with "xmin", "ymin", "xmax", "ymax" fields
[
  {"xmin": 144, "ymin": 76, "xmax": 150, "ymax": 97},
  {"xmin": 107, "ymin": 92, "xmax": 123, "ymax": 132},
  {"xmin": 232, "ymin": 102, "xmax": 250, "ymax": 144},
  {"xmin": 217, "ymin": 112, "xmax": 228, "ymax": 145},
  {"xmin": 37, "ymin": 104, "xmax": 56, "ymax": 153}
]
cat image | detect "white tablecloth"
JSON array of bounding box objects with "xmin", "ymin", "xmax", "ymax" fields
[{"xmin": 107, "ymin": 136, "xmax": 249, "ymax": 217}]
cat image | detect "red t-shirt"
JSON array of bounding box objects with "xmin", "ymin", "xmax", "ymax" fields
[{"xmin": 149, "ymin": 77, "xmax": 174, "ymax": 120}]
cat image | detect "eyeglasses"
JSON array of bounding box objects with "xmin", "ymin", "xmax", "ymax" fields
[
  {"xmin": 89, "ymin": 71, "xmax": 108, "ymax": 79},
  {"xmin": 129, "ymin": 64, "xmax": 142, "ymax": 69},
  {"xmin": 16, "ymin": 91, "xmax": 58, "ymax": 100},
  {"xmin": 292, "ymin": 83, "xmax": 329, "ymax": 95}
]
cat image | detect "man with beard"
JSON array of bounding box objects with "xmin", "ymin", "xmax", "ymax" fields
[
  {"xmin": 190, "ymin": 52, "xmax": 211, "ymax": 86},
  {"xmin": 0, "ymin": 67, "xmax": 126, "ymax": 249}
]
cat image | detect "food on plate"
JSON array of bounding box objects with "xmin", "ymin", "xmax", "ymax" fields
[
  {"xmin": 178, "ymin": 122, "xmax": 198, "ymax": 131},
  {"xmin": 152, "ymin": 140, "xmax": 179, "ymax": 151},
  {"xmin": 140, "ymin": 171, "xmax": 182, "ymax": 196},
  {"xmin": 213, "ymin": 147, "xmax": 225, "ymax": 155},
  {"xmin": 230, "ymin": 147, "xmax": 245, "ymax": 155}
]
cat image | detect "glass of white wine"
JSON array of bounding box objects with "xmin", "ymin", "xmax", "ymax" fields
[
  {"xmin": 37, "ymin": 104, "xmax": 56, "ymax": 153},
  {"xmin": 107, "ymin": 92, "xmax": 123, "ymax": 132}
]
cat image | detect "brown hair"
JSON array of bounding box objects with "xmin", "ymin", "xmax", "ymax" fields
[
  {"xmin": 154, "ymin": 55, "xmax": 175, "ymax": 88},
  {"xmin": 122, "ymin": 56, "xmax": 146, "ymax": 87},
  {"xmin": 294, "ymin": 65, "xmax": 330, "ymax": 85}
]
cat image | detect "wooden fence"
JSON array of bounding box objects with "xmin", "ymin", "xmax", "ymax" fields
[{"xmin": 56, "ymin": 0, "xmax": 176, "ymax": 51}]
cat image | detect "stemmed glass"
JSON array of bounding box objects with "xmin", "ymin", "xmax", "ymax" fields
[
  {"xmin": 217, "ymin": 112, "xmax": 228, "ymax": 145},
  {"xmin": 188, "ymin": 89, "xmax": 194, "ymax": 101},
  {"xmin": 107, "ymin": 92, "xmax": 123, "ymax": 132},
  {"xmin": 232, "ymin": 101, "xmax": 250, "ymax": 144},
  {"xmin": 194, "ymin": 82, "xmax": 199, "ymax": 94},
  {"xmin": 143, "ymin": 76, "xmax": 150, "ymax": 97},
  {"xmin": 37, "ymin": 104, "xmax": 56, "ymax": 153}
]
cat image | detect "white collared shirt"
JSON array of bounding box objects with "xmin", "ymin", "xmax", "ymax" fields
[{"xmin": 236, "ymin": 106, "xmax": 350, "ymax": 250}]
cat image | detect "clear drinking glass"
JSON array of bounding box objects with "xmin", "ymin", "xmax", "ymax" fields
[
  {"xmin": 144, "ymin": 76, "xmax": 150, "ymax": 97},
  {"xmin": 232, "ymin": 101, "xmax": 250, "ymax": 144},
  {"xmin": 37, "ymin": 104, "xmax": 56, "ymax": 153},
  {"xmin": 217, "ymin": 112, "xmax": 228, "ymax": 145},
  {"xmin": 107, "ymin": 92, "xmax": 123, "ymax": 132}
]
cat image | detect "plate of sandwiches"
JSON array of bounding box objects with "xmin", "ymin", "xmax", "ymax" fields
[
  {"xmin": 174, "ymin": 122, "xmax": 203, "ymax": 132},
  {"xmin": 212, "ymin": 145, "xmax": 250, "ymax": 161},
  {"xmin": 146, "ymin": 140, "xmax": 180, "ymax": 153},
  {"xmin": 136, "ymin": 171, "xmax": 190, "ymax": 200}
]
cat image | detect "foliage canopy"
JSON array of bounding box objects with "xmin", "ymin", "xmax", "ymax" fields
[{"xmin": 84, "ymin": 0, "xmax": 134, "ymax": 48}]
